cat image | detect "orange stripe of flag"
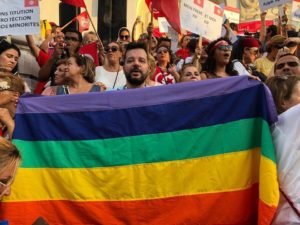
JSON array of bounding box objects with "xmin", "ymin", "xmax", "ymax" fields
[{"xmin": 1, "ymin": 184, "xmax": 261, "ymax": 225}]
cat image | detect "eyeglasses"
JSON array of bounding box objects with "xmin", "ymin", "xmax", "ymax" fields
[
  {"xmin": 65, "ymin": 36, "xmax": 79, "ymax": 42},
  {"xmin": 275, "ymin": 61, "xmax": 299, "ymax": 70},
  {"xmin": 120, "ymin": 35, "xmax": 129, "ymax": 40},
  {"xmin": 104, "ymin": 46, "xmax": 119, "ymax": 53},
  {"xmin": 217, "ymin": 45, "xmax": 233, "ymax": 51}
]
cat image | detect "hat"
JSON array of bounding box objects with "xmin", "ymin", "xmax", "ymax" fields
[
  {"xmin": 242, "ymin": 37, "xmax": 260, "ymax": 48},
  {"xmin": 269, "ymin": 35, "xmax": 286, "ymax": 47}
]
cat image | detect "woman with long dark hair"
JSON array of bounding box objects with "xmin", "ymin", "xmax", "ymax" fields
[{"xmin": 201, "ymin": 37, "xmax": 238, "ymax": 79}]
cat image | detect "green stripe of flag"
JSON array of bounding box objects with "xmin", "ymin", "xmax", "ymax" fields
[{"xmin": 14, "ymin": 118, "xmax": 276, "ymax": 168}]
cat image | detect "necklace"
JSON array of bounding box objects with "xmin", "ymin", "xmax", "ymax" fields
[{"xmin": 112, "ymin": 66, "xmax": 120, "ymax": 89}]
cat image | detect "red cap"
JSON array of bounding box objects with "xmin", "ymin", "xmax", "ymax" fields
[{"xmin": 242, "ymin": 37, "xmax": 260, "ymax": 48}]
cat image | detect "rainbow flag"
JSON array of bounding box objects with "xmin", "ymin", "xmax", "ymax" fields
[{"xmin": 1, "ymin": 76, "xmax": 279, "ymax": 224}]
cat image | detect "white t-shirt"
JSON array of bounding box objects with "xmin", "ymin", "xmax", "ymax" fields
[
  {"xmin": 272, "ymin": 104, "xmax": 300, "ymax": 224},
  {"xmin": 232, "ymin": 61, "xmax": 250, "ymax": 76},
  {"xmin": 95, "ymin": 66, "xmax": 126, "ymax": 89}
]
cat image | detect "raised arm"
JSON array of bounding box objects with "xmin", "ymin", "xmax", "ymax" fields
[{"xmin": 25, "ymin": 35, "xmax": 40, "ymax": 58}]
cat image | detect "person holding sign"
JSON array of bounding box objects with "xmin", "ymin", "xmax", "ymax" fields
[{"xmin": 200, "ymin": 37, "xmax": 238, "ymax": 79}]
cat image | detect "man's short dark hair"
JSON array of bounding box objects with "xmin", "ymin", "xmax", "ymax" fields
[
  {"xmin": 64, "ymin": 29, "xmax": 83, "ymax": 43},
  {"xmin": 123, "ymin": 41, "xmax": 148, "ymax": 61},
  {"xmin": 157, "ymin": 37, "xmax": 171, "ymax": 47}
]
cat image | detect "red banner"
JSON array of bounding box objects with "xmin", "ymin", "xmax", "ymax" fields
[{"xmin": 238, "ymin": 20, "xmax": 274, "ymax": 34}]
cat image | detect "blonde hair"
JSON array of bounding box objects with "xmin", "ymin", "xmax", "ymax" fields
[
  {"xmin": 0, "ymin": 73, "xmax": 25, "ymax": 95},
  {"xmin": 0, "ymin": 137, "xmax": 21, "ymax": 175},
  {"xmin": 266, "ymin": 75, "xmax": 300, "ymax": 114}
]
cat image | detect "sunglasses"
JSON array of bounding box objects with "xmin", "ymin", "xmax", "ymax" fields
[
  {"xmin": 276, "ymin": 61, "xmax": 299, "ymax": 70},
  {"xmin": 120, "ymin": 35, "xmax": 129, "ymax": 40},
  {"xmin": 217, "ymin": 45, "xmax": 233, "ymax": 51},
  {"xmin": 65, "ymin": 36, "xmax": 79, "ymax": 42},
  {"xmin": 104, "ymin": 46, "xmax": 119, "ymax": 53}
]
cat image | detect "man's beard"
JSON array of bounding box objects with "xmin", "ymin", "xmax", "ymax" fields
[{"xmin": 125, "ymin": 66, "xmax": 147, "ymax": 86}]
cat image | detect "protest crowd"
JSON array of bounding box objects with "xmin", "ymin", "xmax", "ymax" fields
[{"xmin": 1, "ymin": 0, "xmax": 300, "ymax": 224}]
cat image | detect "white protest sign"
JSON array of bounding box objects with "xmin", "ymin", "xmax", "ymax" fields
[
  {"xmin": 158, "ymin": 17, "xmax": 170, "ymax": 33},
  {"xmin": 0, "ymin": 0, "xmax": 40, "ymax": 36},
  {"xmin": 224, "ymin": 6, "xmax": 240, "ymax": 24},
  {"xmin": 292, "ymin": 0, "xmax": 300, "ymax": 22},
  {"xmin": 259, "ymin": 0, "xmax": 291, "ymax": 12},
  {"xmin": 167, "ymin": 26, "xmax": 179, "ymax": 52},
  {"xmin": 180, "ymin": 0, "xmax": 224, "ymax": 41}
]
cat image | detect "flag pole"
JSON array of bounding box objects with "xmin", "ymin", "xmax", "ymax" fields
[
  {"xmin": 84, "ymin": 9, "xmax": 104, "ymax": 49},
  {"xmin": 148, "ymin": 4, "xmax": 154, "ymax": 53},
  {"xmin": 61, "ymin": 18, "xmax": 75, "ymax": 31}
]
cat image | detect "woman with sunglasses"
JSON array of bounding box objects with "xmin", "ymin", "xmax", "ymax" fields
[
  {"xmin": 95, "ymin": 42, "xmax": 125, "ymax": 89},
  {"xmin": 201, "ymin": 37, "xmax": 238, "ymax": 79},
  {"xmin": 55, "ymin": 54, "xmax": 102, "ymax": 95},
  {"xmin": 151, "ymin": 45, "xmax": 179, "ymax": 85},
  {"xmin": 0, "ymin": 137, "xmax": 21, "ymax": 201},
  {"xmin": 117, "ymin": 27, "xmax": 131, "ymax": 44}
]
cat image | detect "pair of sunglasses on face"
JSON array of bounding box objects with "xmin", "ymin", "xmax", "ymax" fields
[
  {"xmin": 119, "ymin": 35, "xmax": 129, "ymax": 40},
  {"xmin": 217, "ymin": 45, "xmax": 233, "ymax": 51},
  {"xmin": 276, "ymin": 61, "xmax": 299, "ymax": 70},
  {"xmin": 104, "ymin": 46, "xmax": 119, "ymax": 53}
]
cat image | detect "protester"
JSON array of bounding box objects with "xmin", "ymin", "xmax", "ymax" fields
[
  {"xmin": 176, "ymin": 38, "xmax": 208, "ymax": 74},
  {"xmin": 273, "ymin": 53, "xmax": 300, "ymax": 76},
  {"xmin": 40, "ymin": 27, "xmax": 65, "ymax": 56},
  {"xmin": 152, "ymin": 45, "xmax": 179, "ymax": 84},
  {"xmin": 95, "ymin": 42, "xmax": 125, "ymax": 89},
  {"xmin": 231, "ymin": 36, "xmax": 266, "ymax": 81},
  {"xmin": 82, "ymin": 31, "xmax": 98, "ymax": 45},
  {"xmin": 38, "ymin": 29, "xmax": 82, "ymax": 82},
  {"xmin": 176, "ymin": 35, "xmax": 191, "ymax": 60},
  {"xmin": 41, "ymin": 59, "xmax": 68, "ymax": 95},
  {"xmin": 255, "ymin": 35, "xmax": 286, "ymax": 77},
  {"xmin": 122, "ymin": 42, "xmax": 150, "ymax": 89},
  {"xmin": 117, "ymin": 27, "xmax": 131, "ymax": 44},
  {"xmin": 0, "ymin": 137, "xmax": 21, "ymax": 200},
  {"xmin": 179, "ymin": 64, "xmax": 202, "ymax": 82},
  {"xmin": 201, "ymin": 37, "xmax": 238, "ymax": 78},
  {"xmin": 266, "ymin": 75, "xmax": 300, "ymax": 114},
  {"xmin": 0, "ymin": 40, "xmax": 21, "ymax": 74},
  {"xmin": 0, "ymin": 73, "xmax": 25, "ymax": 139},
  {"xmin": 232, "ymin": 36, "xmax": 260, "ymax": 74},
  {"xmin": 54, "ymin": 55, "xmax": 101, "ymax": 94}
]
